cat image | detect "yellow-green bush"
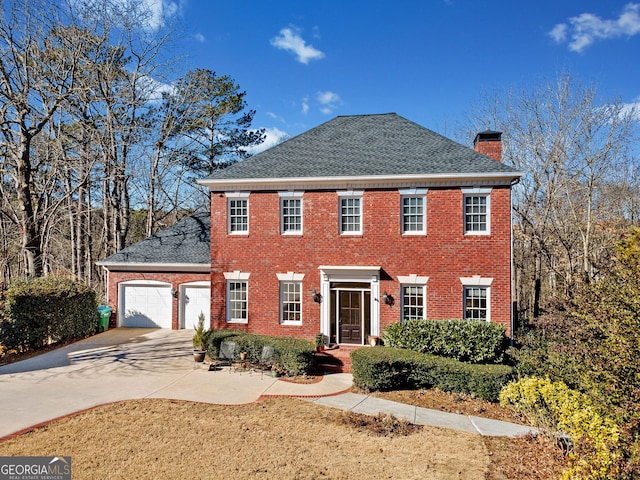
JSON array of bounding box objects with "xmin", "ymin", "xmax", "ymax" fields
[{"xmin": 500, "ymin": 377, "xmax": 622, "ymax": 479}]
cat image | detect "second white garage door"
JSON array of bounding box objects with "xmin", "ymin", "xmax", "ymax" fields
[
  {"xmin": 120, "ymin": 283, "xmax": 173, "ymax": 328},
  {"xmin": 182, "ymin": 283, "xmax": 211, "ymax": 330}
]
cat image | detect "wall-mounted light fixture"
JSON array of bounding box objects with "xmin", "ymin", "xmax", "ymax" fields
[
  {"xmin": 311, "ymin": 288, "xmax": 322, "ymax": 303},
  {"xmin": 171, "ymin": 287, "xmax": 179, "ymax": 298},
  {"xmin": 382, "ymin": 291, "xmax": 394, "ymax": 306}
]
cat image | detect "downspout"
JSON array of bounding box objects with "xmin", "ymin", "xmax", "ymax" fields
[
  {"xmin": 509, "ymin": 177, "xmax": 520, "ymax": 345},
  {"xmin": 101, "ymin": 265, "xmax": 110, "ymax": 304}
]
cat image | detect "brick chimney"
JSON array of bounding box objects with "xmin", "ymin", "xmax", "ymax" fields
[{"xmin": 473, "ymin": 130, "xmax": 502, "ymax": 162}]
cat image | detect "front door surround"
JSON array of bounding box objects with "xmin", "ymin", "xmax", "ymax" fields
[{"xmin": 319, "ymin": 266, "xmax": 380, "ymax": 345}]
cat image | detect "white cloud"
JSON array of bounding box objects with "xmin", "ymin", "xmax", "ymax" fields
[
  {"xmin": 245, "ymin": 127, "xmax": 290, "ymax": 155},
  {"xmin": 266, "ymin": 112, "xmax": 286, "ymax": 123},
  {"xmin": 621, "ymin": 98, "xmax": 640, "ymax": 121},
  {"xmin": 548, "ymin": 23, "xmax": 567, "ymax": 43},
  {"xmin": 301, "ymin": 97, "xmax": 309, "ymax": 114},
  {"xmin": 140, "ymin": 76, "xmax": 175, "ymax": 102},
  {"xmin": 549, "ymin": 3, "xmax": 640, "ymax": 52},
  {"xmin": 316, "ymin": 91, "xmax": 341, "ymax": 114},
  {"xmin": 70, "ymin": 0, "xmax": 179, "ymax": 31},
  {"xmin": 270, "ymin": 26, "xmax": 325, "ymax": 64}
]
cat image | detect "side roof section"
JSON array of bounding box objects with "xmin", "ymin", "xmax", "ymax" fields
[{"xmin": 97, "ymin": 211, "xmax": 210, "ymax": 272}]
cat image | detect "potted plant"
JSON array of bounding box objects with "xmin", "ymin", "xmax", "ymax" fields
[
  {"xmin": 315, "ymin": 333, "xmax": 327, "ymax": 352},
  {"xmin": 271, "ymin": 362, "xmax": 286, "ymax": 377},
  {"xmin": 192, "ymin": 312, "xmax": 207, "ymax": 362}
]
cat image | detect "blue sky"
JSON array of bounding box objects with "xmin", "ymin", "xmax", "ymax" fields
[{"xmin": 162, "ymin": 1, "xmax": 640, "ymax": 149}]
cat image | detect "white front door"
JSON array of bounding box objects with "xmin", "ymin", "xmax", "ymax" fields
[{"xmin": 181, "ymin": 284, "xmax": 211, "ymax": 329}]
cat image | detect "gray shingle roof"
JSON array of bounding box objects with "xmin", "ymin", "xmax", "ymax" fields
[
  {"xmin": 205, "ymin": 113, "xmax": 519, "ymax": 181},
  {"xmin": 97, "ymin": 212, "xmax": 210, "ymax": 267}
]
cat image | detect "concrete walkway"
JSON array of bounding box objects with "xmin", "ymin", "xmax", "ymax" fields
[{"xmin": 0, "ymin": 328, "xmax": 535, "ymax": 440}]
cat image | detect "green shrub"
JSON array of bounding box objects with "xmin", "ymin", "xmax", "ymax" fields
[
  {"xmin": 0, "ymin": 276, "xmax": 98, "ymax": 352},
  {"xmin": 500, "ymin": 377, "xmax": 622, "ymax": 479},
  {"xmin": 351, "ymin": 346, "xmax": 418, "ymax": 391},
  {"xmin": 206, "ymin": 330, "xmax": 314, "ymax": 376},
  {"xmin": 351, "ymin": 346, "xmax": 513, "ymax": 401},
  {"xmin": 382, "ymin": 319, "xmax": 508, "ymax": 364}
]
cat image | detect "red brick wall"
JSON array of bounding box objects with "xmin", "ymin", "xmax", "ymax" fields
[
  {"xmin": 209, "ymin": 186, "xmax": 513, "ymax": 340},
  {"xmin": 105, "ymin": 271, "xmax": 210, "ymax": 329},
  {"xmin": 475, "ymin": 140, "xmax": 502, "ymax": 162}
]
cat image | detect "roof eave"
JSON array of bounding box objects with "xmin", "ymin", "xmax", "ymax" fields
[
  {"xmin": 197, "ymin": 172, "xmax": 523, "ymax": 191},
  {"xmin": 97, "ymin": 262, "xmax": 210, "ymax": 272}
]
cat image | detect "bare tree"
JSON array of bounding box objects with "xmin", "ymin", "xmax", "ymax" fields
[
  {"xmin": 465, "ymin": 74, "xmax": 638, "ymax": 323},
  {"xmin": 0, "ymin": 0, "xmax": 99, "ymax": 276}
]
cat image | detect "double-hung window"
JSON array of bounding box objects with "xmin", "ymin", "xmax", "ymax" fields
[
  {"xmin": 400, "ymin": 189, "xmax": 427, "ymax": 235},
  {"xmin": 279, "ymin": 192, "xmax": 303, "ymax": 235},
  {"xmin": 338, "ymin": 190, "xmax": 363, "ymax": 234},
  {"xmin": 226, "ymin": 192, "xmax": 250, "ymax": 234},
  {"xmin": 397, "ymin": 275, "xmax": 429, "ymax": 321},
  {"xmin": 224, "ymin": 271, "xmax": 250, "ymax": 323},
  {"xmin": 277, "ymin": 272, "xmax": 304, "ymax": 325},
  {"xmin": 460, "ymin": 276, "xmax": 492, "ymax": 321},
  {"xmin": 462, "ymin": 188, "xmax": 491, "ymax": 235}
]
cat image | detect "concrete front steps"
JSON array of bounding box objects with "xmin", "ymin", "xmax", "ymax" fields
[{"xmin": 313, "ymin": 345, "xmax": 361, "ymax": 373}]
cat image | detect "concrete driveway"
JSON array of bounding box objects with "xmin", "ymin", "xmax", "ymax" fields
[{"xmin": 0, "ymin": 328, "xmax": 353, "ymax": 439}]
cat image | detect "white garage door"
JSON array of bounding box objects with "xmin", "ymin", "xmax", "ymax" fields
[
  {"xmin": 182, "ymin": 285, "xmax": 211, "ymax": 330},
  {"xmin": 121, "ymin": 284, "xmax": 173, "ymax": 328}
]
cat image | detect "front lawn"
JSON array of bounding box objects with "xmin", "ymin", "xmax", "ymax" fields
[{"xmin": 0, "ymin": 397, "xmax": 564, "ymax": 479}]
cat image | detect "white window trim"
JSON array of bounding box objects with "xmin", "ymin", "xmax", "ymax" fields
[
  {"xmin": 399, "ymin": 189, "xmax": 427, "ymax": 235},
  {"xmin": 459, "ymin": 275, "xmax": 493, "ymax": 286},
  {"xmin": 338, "ymin": 190, "xmax": 364, "ymax": 235},
  {"xmin": 462, "ymin": 187, "xmax": 491, "ymax": 235},
  {"xmin": 226, "ymin": 191, "xmax": 250, "ymax": 235},
  {"xmin": 276, "ymin": 272, "xmax": 305, "ymax": 282},
  {"xmin": 224, "ymin": 270, "xmax": 250, "ymax": 324},
  {"xmin": 279, "ymin": 191, "xmax": 304, "ymax": 235},
  {"xmin": 276, "ymin": 273, "xmax": 305, "ymax": 325},
  {"xmin": 398, "ymin": 274, "xmax": 429, "ymax": 321},
  {"xmin": 460, "ymin": 275, "xmax": 493, "ymax": 322}
]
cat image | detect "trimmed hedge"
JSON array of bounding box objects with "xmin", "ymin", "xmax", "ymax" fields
[
  {"xmin": 0, "ymin": 276, "xmax": 98, "ymax": 352},
  {"xmin": 206, "ymin": 330, "xmax": 315, "ymax": 376},
  {"xmin": 382, "ymin": 319, "xmax": 508, "ymax": 364},
  {"xmin": 351, "ymin": 346, "xmax": 514, "ymax": 401}
]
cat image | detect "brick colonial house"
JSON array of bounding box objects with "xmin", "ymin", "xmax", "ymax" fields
[{"xmin": 99, "ymin": 113, "xmax": 522, "ymax": 345}]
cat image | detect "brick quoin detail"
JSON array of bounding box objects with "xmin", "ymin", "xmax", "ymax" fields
[{"xmin": 210, "ymin": 186, "xmax": 514, "ymax": 342}]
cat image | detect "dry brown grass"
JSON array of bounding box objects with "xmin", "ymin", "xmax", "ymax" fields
[
  {"xmin": 0, "ymin": 397, "xmax": 492, "ymax": 479},
  {"xmin": 1, "ymin": 345, "xmax": 565, "ymax": 479}
]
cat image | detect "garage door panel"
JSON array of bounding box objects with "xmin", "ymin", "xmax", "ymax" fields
[
  {"xmin": 183, "ymin": 286, "xmax": 210, "ymax": 330},
  {"xmin": 122, "ymin": 285, "xmax": 172, "ymax": 328}
]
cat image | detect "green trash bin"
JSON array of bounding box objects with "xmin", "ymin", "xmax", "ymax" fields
[{"xmin": 97, "ymin": 306, "xmax": 112, "ymax": 332}]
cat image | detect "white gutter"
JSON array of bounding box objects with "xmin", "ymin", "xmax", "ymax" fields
[
  {"xmin": 197, "ymin": 172, "xmax": 524, "ymax": 191},
  {"xmin": 96, "ymin": 262, "xmax": 210, "ymax": 273}
]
